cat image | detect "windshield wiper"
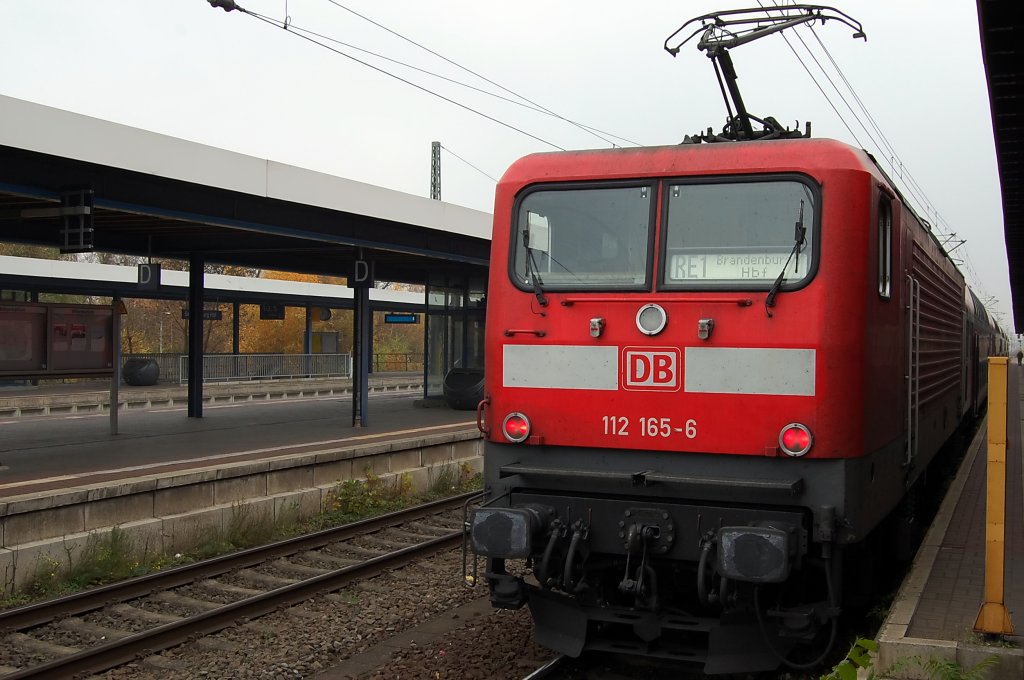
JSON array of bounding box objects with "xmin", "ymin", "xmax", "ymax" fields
[
  {"xmin": 765, "ymin": 200, "xmax": 806, "ymax": 318},
  {"xmin": 522, "ymin": 229, "xmax": 548, "ymax": 307}
]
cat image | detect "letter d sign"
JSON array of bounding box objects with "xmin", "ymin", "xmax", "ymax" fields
[
  {"xmin": 348, "ymin": 259, "xmax": 374, "ymax": 289},
  {"xmin": 138, "ymin": 263, "xmax": 161, "ymax": 292}
]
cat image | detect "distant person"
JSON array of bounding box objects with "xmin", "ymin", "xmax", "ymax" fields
[{"xmin": 1017, "ymin": 349, "xmax": 1022, "ymax": 366}]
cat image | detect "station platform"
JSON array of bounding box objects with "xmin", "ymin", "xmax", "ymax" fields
[
  {"xmin": 0, "ymin": 374, "xmax": 481, "ymax": 594},
  {"xmin": 0, "ymin": 374, "xmax": 470, "ymax": 496},
  {"xmin": 878, "ymin": 364, "xmax": 1024, "ymax": 678}
]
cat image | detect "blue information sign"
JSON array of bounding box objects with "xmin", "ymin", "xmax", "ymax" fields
[{"xmin": 384, "ymin": 312, "xmax": 419, "ymax": 324}]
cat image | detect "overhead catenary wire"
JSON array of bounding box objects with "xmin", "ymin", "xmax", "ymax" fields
[
  {"xmin": 214, "ymin": 2, "xmax": 643, "ymax": 153},
  {"xmin": 806, "ymin": 29, "xmax": 956, "ymax": 238},
  {"xmin": 266, "ymin": 20, "xmax": 591, "ymax": 130},
  {"xmin": 755, "ymin": 1, "xmax": 938, "ymax": 233},
  {"xmin": 778, "ymin": 2, "xmax": 952, "ymax": 234},
  {"xmin": 751, "ymin": 5, "xmax": 865, "ymax": 147},
  {"xmin": 265, "ymin": 18, "xmax": 641, "ymax": 149},
  {"xmin": 441, "ymin": 145, "xmax": 500, "ymax": 184},
  {"xmin": 784, "ymin": 19, "xmax": 944, "ymax": 218},
  {"xmin": 793, "ymin": 27, "xmax": 970, "ymax": 259},
  {"xmin": 797, "ymin": 19, "xmax": 946, "ymax": 237},
  {"xmin": 319, "ymin": 0, "xmax": 637, "ymax": 148},
  {"xmin": 239, "ymin": 8, "xmax": 567, "ymax": 151},
  {"xmin": 765, "ymin": 0, "xmax": 999, "ymax": 314}
]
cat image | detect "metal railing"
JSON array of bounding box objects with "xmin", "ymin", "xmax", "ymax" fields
[
  {"xmin": 177, "ymin": 353, "xmax": 352, "ymax": 383},
  {"xmin": 122, "ymin": 353, "xmax": 352, "ymax": 384},
  {"xmin": 373, "ymin": 353, "xmax": 424, "ymax": 372},
  {"xmin": 124, "ymin": 353, "xmax": 429, "ymax": 384}
]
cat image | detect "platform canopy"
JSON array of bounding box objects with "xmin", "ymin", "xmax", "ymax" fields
[
  {"xmin": 977, "ymin": 0, "xmax": 1023, "ymax": 332},
  {"xmin": 0, "ymin": 95, "xmax": 491, "ymax": 285}
]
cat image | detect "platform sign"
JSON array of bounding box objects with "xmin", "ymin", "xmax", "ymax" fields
[
  {"xmin": 259, "ymin": 303, "xmax": 285, "ymax": 320},
  {"xmin": 384, "ymin": 312, "xmax": 420, "ymax": 324},
  {"xmin": 346, "ymin": 259, "xmax": 375, "ymax": 289},
  {"xmin": 182, "ymin": 309, "xmax": 224, "ymax": 321},
  {"xmin": 137, "ymin": 263, "xmax": 161, "ymax": 291}
]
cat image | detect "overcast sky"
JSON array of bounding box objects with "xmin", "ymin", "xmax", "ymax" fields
[{"xmin": 1, "ymin": 1, "xmax": 1011, "ymax": 327}]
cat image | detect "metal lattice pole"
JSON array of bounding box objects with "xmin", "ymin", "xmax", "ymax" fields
[{"xmin": 430, "ymin": 141, "xmax": 441, "ymax": 200}]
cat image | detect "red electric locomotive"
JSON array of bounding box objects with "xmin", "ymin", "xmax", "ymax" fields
[
  {"xmin": 469, "ymin": 137, "xmax": 972, "ymax": 673},
  {"xmin": 466, "ymin": 7, "xmax": 1006, "ymax": 673}
]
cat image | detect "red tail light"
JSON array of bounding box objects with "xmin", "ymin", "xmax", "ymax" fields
[
  {"xmin": 502, "ymin": 412, "xmax": 531, "ymax": 443},
  {"xmin": 779, "ymin": 423, "xmax": 812, "ymax": 457}
]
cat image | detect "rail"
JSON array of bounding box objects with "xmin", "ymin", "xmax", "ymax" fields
[{"xmin": 0, "ymin": 493, "xmax": 477, "ymax": 679}]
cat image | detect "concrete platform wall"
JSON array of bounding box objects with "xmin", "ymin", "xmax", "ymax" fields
[{"xmin": 0, "ymin": 430, "xmax": 482, "ymax": 594}]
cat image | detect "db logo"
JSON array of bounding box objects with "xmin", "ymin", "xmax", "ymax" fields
[{"xmin": 622, "ymin": 347, "xmax": 681, "ymax": 391}]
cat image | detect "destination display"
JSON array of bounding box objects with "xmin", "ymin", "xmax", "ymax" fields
[{"xmin": 667, "ymin": 250, "xmax": 803, "ymax": 281}]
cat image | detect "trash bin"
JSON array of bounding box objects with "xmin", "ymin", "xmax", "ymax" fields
[
  {"xmin": 123, "ymin": 358, "xmax": 160, "ymax": 386},
  {"xmin": 443, "ymin": 368, "xmax": 484, "ymax": 410}
]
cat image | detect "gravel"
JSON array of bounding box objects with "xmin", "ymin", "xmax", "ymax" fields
[{"xmin": 95, "ymin": 548, "xmax": 555, "ymax": 680}]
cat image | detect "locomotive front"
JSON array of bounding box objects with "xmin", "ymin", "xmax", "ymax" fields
[{"xmin": 468, "ymin": 142, "xmax": 875, "ymax": 673}]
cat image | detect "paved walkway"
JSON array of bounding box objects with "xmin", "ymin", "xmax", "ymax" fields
[
  {"xmin": 0, "ymin": 375, "xmax": 471, "ymax": 497},
  {"xmin": 878, "ymin": 363, "xmax": 1023, "ymax": 678}
]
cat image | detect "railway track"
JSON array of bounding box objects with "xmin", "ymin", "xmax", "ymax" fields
[
  {"xmin": 0, "ymin": 491, "xmax": 480, "ymax": 679},
  {"xmin": 521, "ymin": 655, "xmax": 569, "ymax": 679}
]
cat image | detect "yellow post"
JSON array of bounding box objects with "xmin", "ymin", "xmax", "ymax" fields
[{"xmin": 973, "ymin": 356, "xmax": 1015, "ymax": 635}]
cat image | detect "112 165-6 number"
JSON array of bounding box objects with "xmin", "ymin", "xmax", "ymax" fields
[{"xmin": 602, "ymin": 416, "xmax": 696, "ymax": 439}]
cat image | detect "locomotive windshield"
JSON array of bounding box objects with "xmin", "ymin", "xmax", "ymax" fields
[
  {"xmin": 511, "ymin": 185, "xmax": 654, "ymax": 291},
  {"xmin": 660, "ymin": 179, "xmax": 817, "ymax": 289},
  {"xmin": 510, "ymin": 179, "xmax": 816, "ymax": 292}
]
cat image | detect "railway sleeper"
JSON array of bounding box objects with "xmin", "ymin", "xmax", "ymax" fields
[
  {"xmin": 4, "ymin": 631, "xmax": 80, "ymax": 659},
  {"xmin": 55, "ymin": 617, "xmax": 132, "ymax": 641}
]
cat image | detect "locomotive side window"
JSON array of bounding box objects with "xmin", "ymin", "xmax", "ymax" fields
[
  {"xmin": 878, "ymin": 197, "xmax": 893, "ymax": 299},
  {"xmin": 660, "ymin": 179, "xmax": 817, "ymax": 290},
  {"xmin": 511, "ymin": 185, "xmax": 654, "ymax": 291}
]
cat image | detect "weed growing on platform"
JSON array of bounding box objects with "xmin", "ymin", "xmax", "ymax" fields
[
  {"xmin": 316, "ymin": 468, "xmax": 416, "ymax": 526},
  {"xmin": 194, "ymin": 502, "xmax": 301, "ymax": 559},
  {"xmin": 819, "ymin": 637, "xmax": 877, "ymax": 680},
  {"xmin": 965, "ymin": 631, "xmax": 1020, "ymax": 649},
  {"xmin": 887, "ymin": 654, "xmax": 1000, "ymax": 680},
  {"xmin": 70, "ymin": 527, "xmax": 153, "ymax": 586},
  {"xmin": 23, "ymin": 554, "xmax": 65, "ymax": 600},
  {"xmin": 14, "ymin": 528, "xmax": 164, "ymax": 602},
  {"xmin": 425, "ymin": 461, "xmax": 482, "ymax": 500}
]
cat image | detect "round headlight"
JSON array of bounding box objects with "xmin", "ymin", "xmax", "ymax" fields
[
  {"xmin": 636, "ymin": 304, "xmax": 667, "ymax": 336},
  {"xmin": 779, "ymin": 423, "xmax": 813, "ymax": 457}
]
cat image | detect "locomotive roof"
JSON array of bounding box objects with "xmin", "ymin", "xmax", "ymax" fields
[{"xmin": 498, "ymin": 138, "xmax": 877, "ymax": 186}]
